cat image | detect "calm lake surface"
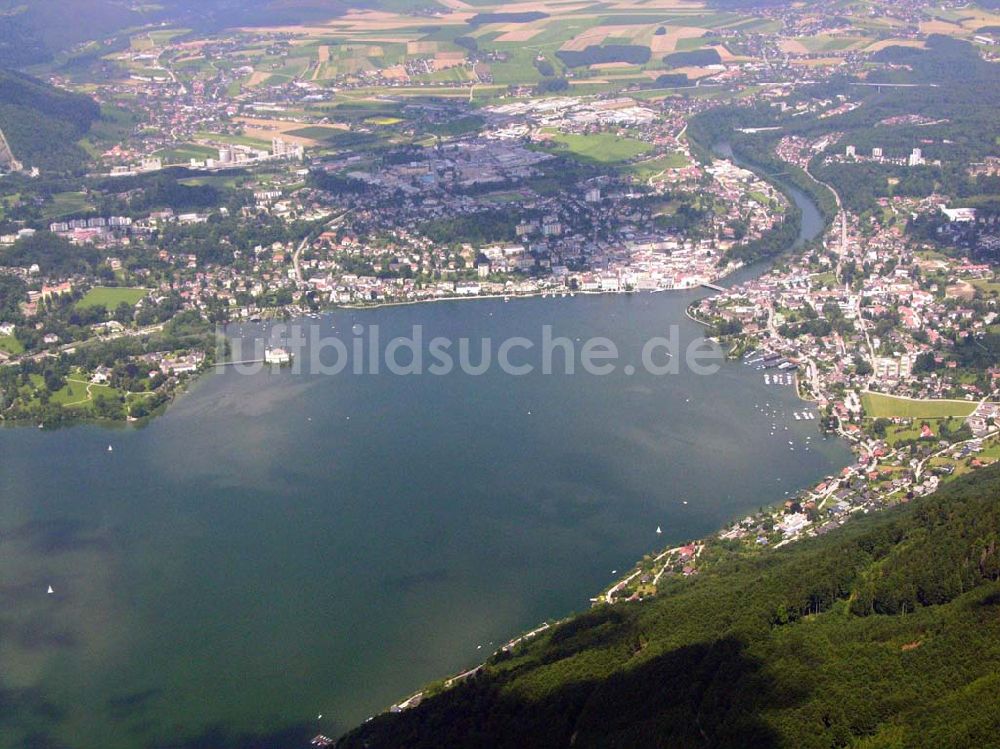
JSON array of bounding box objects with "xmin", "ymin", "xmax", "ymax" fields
[{"xmin": 0, "ymin": 173, "xmax": 848, "ymax": 748}]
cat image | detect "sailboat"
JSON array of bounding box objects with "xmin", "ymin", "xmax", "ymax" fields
[
  {"xmin": 107, "ymin": 445, "xmax": 113, "ymax": 452},
  {"xmin": 656, "ymin": 525, "xmax": 662, "ymax": 535},
  {"xmin": 47, "ymin": 586, "xmax": 54, "ymax": 594}
]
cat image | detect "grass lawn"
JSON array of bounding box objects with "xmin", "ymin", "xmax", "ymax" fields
[
  {"xmin": 77, "ymin": 287, "xmax": 148, "ymax": 311},
  {"xmin": 0, "ymin": 334, "xmax": 23, "ymax": 354},
  {"xmin": 194, "ymin": 131, "xmax": 271, "ymax": 150},
  {"xmin": 862, "ymin": 392, "xmax": 977, "ymax": 419},
  {"xmin": 43, "ymin": 192, "xmax": 95, "ymax": 219},
  {"xmin": 547, "ymin": 132, "xmax": 653, "ymax": 164},
  {"xmin": 810, "ymin": 271, "xmax": 838, "ymax": 288},
  {"xmin": 153, "ymin": 143, "xmax": 218, "ymax": 164},
  {"xmin": 970, "ymin": 278, "xmax": 1000, "ymax": 297}
]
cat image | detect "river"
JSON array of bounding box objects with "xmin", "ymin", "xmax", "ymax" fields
[{"xmin": 0, "ymin": 153, "xmax": 847, "ymax": 748}]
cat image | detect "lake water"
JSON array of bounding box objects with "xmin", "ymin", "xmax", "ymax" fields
[{"xmin": 0, "ymin": 169, "xmax": 848, "ymax": 748}]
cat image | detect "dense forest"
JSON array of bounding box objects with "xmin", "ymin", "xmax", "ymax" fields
[
  {"xmin": 0, "ymin": 68, "xmax": 99, "ymax": 172},
  {"xmin": 468, "ymin": 12, "xmax": 548, "ymax": 25},
  {"xmin": 798, "ymin": 37, "xmax": 1000, "ymax": 214},
  {"xmin": 556, "ymin": 45, "xmax": 651, "ymax": 68},
  {"xmin": 663, "ymin": 48, "xmax": 722, "ymax": 67},
  {"xmin": 338, "ymin": 465, "xmax": 1000, "ymax": 748}
]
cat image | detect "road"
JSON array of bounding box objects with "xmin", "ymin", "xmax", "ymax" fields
[{"xmin": 293, "ymin": 211, "xmax": 351, "ymax": 284}]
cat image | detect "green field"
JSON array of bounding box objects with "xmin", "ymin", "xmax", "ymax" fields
[
  {"xmin": 970, "ymin": 278, "xmax": 1000, "ymax": 297},
  {"xmin": 153, "ymin": 143, "xmax": 218, "ymax": 164},
  {"xmin": 43, "ymin": 192, "xmax": 95, "ymax": 219},
  {"xmin": 862, "ymin": 392, "xmax": 977, "ymax": 419},
  {"xmin": 194, "ymin": 131, "xmax": 272, "ymax": 150},
  {"xmin": 0, "ymin": 334, "xmax": 23, "ymax": 355},
  {"xmin": 286, "ymin": 126, "xmax": 348, "ymax": 140},
  {"xmin": 626, "ymin": 152, "xmax": 690, "ymax": 179},
  {"xmin": 546, "ymin": 132, "xmax": 653, "ymax": 164},
  {"xmin": 77, "ymin": 287, "xmax": 148, "ymax": 311}
]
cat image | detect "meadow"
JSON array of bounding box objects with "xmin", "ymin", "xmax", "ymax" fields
[
  {"xmin": 76, "ymin": 286, "xmax": 149, "ymax": 310},
  {"xmin": 862, "ymin": 391, "xmax": 978, "ymax": 419}
]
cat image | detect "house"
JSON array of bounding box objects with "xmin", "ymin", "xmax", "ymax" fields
[{"xmin": 265, "ymin": 347, "xmax": 291, "ymax": 365}]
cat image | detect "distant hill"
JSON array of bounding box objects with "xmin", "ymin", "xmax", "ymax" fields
[
  {"xmin": 0, "ymin": 0, "xmax": 145, "ymax": 67},
  {"xmin": 339, "ymin": 464, "xmax": 1000, "ymax": 748},
  {"xmin": 0, "ymin": 69, "xmax": 99, "ymax": 172},
  {"xmin": 0, "ymin": 0, "xmax": 397, "ymax": 68}
]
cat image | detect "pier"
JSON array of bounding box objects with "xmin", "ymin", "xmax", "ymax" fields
[
  {"xmin": 700, "ymin": 282, "xmax": 726, "ymax": 292},
  {"xmin": 214, "ymin": 359, "xmax": 265, "ymax": 367}
]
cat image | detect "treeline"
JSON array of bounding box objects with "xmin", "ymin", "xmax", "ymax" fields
[
  {"xmin": 555, "ymin": 44, "xmax": 651, "ymax": 68},
  {"xmin": 339, "ymin": 465, "xmax": 1000, "ymax": 748},
  {"xmin": 651, "ymin": 73, "xmax": 692, "ymax": 88},
  {"xmin": 535, "ymin": 78, "xmax": 569, "ymax": 94}
]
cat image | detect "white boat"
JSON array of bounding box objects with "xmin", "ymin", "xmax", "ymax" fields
[
  {"xmin": 47, "ymin": 585, "xmax": 53, "ymax": 594},
  {"xmin": 656, "ymin": 525, "xmax": 662, "ymax": 534},
  {"xmin": 107, "ymin": 445, "xmax": 113, "ymax": 452}
]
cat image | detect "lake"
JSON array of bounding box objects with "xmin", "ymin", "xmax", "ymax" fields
[{"xmin": 0, "ymin": 169, "xmax": 849, "ymax": 748}]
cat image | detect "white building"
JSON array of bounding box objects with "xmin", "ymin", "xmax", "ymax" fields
[{"xmin": 265, "ymin": 347, "xmax": 292, "ymax": 364}]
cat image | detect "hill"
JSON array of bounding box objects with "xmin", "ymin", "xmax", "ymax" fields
[
  {"xmin": 0, "ymin": 0, "xmax": 393, "ymax": 68},
  {"xmin": 0, "ymin": 69, "xmax": 99, "ymax": 172},
  {"xmin": 0, "ymin": 0, "xmax": 145, "ymax": 67},
  {"xmin": 338, "ymin": 464, "xmax": 1000, "ymax": 748}
]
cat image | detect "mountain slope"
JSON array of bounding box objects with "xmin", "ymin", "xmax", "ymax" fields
[
  {"xmin": 0, "ymin": 0, "xmax": 145, "ymax": 67},
  {"xmin": 338, "ymin": 465, "xmax": 1000, "ymax": 748},
  {"xmin": 0, "ymin": 69, "xmax": 100, "ymax": 172}
]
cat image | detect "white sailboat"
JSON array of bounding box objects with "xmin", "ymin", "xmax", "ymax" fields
[
  {"xmin": 656, "ymin": 525, "xmax": 662, "ymax": 534},
  {"xmin": 47, "ymin": 585, "xmax": 53, "ymax": 594},
  {"xmin": 107, "ymin": 445, "xmax": 113, "ymax": 452}
]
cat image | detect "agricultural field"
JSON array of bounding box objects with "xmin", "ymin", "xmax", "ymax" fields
[
  {"xmin": 207, "ymin": 0, "xmax": 792, "ymax": 95},
  {"xmin": 76, "ymin": 287, "xmax": 149, "ymax": 311},
  {"xmin": 862, "ymin": 392, "xmax": 978, "ymax": 420}
]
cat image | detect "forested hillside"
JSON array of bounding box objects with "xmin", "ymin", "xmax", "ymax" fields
[
  {"xmin": 338, "ymin": 465, "xmax": 1000, "ymax": 748},
  {"xmin": 0, "ymin": 0, "xmax": 143, "ymax": 67},
  {"xmin": 0, "ymin": 69, "xmax": 99, "ymax": 172}
]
